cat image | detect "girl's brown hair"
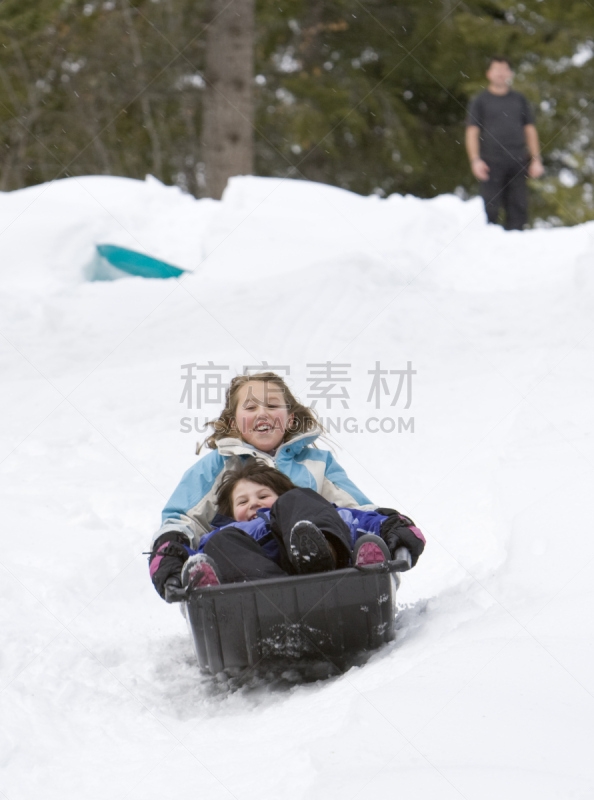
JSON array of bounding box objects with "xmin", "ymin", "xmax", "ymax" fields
[
  {"xmin": 216, "ymin": 459, "xmax": 296, "ymax": 518},
  {"xmin": 199, "ymin": 372, "xmax": 324, "ymax": 452}
]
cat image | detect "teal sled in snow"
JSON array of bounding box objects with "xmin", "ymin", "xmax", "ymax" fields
[{"xmin": 87, "ymin": 244, "xmax": 186, "ymax": 281}]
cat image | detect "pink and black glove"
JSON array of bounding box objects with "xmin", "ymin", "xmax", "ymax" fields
[
  {"xmin": 376, "ymin": 508, "xmax": 426, "ymax": 567},
  {"xmin": 149, "ymin": 533, "xmax": 193, "ymax": 602}
]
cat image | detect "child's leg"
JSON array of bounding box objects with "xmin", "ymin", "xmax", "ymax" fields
[
  {"xmin": 270, "ymin": 488, "xmax": 353, "ymax": 569},
  {"xmin": 202, "ymin": 528, "xmax": 288, "ymax": 583}
]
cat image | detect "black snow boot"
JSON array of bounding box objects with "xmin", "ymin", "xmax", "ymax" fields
[{"xmin": 288, "ymin": 520, "xmax": 337, "ymax": 574}]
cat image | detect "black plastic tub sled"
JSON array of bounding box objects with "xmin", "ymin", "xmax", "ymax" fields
[{"xmin": 184, "ymin": 557, "xmax": 410, "ymax": 675}]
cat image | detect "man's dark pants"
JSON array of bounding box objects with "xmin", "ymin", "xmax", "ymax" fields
[{"xmin": 481, "ymin": 155, "xmax": 529, "ymax": 231}]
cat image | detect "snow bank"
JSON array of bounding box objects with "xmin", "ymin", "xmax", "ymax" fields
[
  {"xmin": 1, "ymin": 175, "xmax": 593, "ymax": 800},
  {"xmin": 0, "ymin": 175, "xmax": 218, "ymax": 289}
]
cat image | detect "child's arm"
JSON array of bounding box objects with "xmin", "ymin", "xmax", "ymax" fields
[
  {"xmin": 151, "ymin": 450, "xmax": 226, "ymax": 552},
  {"xmin": 149, "ymin": 532, "xmax": 196, "ymax": 601},
  {"xmin": 342, "ymin": 507, "xmax": 425, "ymax": 566},
  {"xmin": 148, "ymin": 451, "xmax": 225, "ymax": 601},
  {"xmin": 375, "ymin": 507, "xmax": 426, "ymax": 566},
  {"xmin": 319, "ymin": 451, "xmax": 376, "ymax": 509}
]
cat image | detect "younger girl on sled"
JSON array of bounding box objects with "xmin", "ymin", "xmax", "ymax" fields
[{"xmin": 149, "ymin": 372, "xmax": 424, "ymax": 600}]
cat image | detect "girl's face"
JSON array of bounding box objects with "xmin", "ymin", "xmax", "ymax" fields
[
  {"xmin": 232, "ymin": 479, "xmax": 279, "ymax": 522},
  {"xmin": 233, "ymin": 381, "xmax": 293, "ymax": 453}
]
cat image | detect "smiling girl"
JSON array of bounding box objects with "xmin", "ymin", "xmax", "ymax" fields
[{"xmin": 149, "ymin": 371, "xmax": 375, "ymax": 601}]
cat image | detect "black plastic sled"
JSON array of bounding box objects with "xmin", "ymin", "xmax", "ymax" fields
[{"xmin": 184, "ymin": 553, "xmax": 411, "ymax": 675}]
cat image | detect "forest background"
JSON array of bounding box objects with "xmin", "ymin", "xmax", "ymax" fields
[{"xmin": 1, "ymin": 0, "xmax": 593, "ymax": 227}]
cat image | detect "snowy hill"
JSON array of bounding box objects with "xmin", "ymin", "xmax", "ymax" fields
[{"xmin": 1, "ymin": 175, "xmax": 593, "ymax": 800}]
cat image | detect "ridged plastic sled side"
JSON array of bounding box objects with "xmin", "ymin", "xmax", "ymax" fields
[{"xmin": 184, "ymin": 567, "xmax": 399, "ymax": 674}]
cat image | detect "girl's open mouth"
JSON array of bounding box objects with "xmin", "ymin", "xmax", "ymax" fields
[{"xmin": 254, "ymin": 423, "xmax": 272, "ymax": 432}]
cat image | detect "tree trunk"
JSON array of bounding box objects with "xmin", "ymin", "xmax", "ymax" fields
[
  {"xmin": 121, "ymin": 0, "xmax": 163, "ymax": 180},
  {"xmin": 202, "ymin": 0, "xmax": 254, "ymax": 199}
]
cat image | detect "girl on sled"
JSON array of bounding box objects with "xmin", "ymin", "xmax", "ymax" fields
[{"xmin": 148, "ymin": 372, "xmax": 424, "ymax": 600}]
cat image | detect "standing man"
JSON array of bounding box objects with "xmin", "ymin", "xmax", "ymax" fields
[{"xmin": 465, "ymin": 56, "xmax": 544, "ymax": 230}]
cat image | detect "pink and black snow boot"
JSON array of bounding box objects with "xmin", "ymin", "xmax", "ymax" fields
[
  {"xmin": 181, "ymin": 553, "xmax": 222, "ymax": 590},
  {"xmin": 353, "ymin": 534, "xmax": 391, "ymax": 568}
]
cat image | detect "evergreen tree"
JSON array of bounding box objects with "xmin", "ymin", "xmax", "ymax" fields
[
  {"xmin": 255, "ymin": 0, "xmax": 594, "ymax": 224},
  {"xmin": 0, "ymin": 0, "xmax": 208, "ymax": 194},
  {"xmin": 1, "ymin": 0, "xmax": 594, "ymax": 225}
]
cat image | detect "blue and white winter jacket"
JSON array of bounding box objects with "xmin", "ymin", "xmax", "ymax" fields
[{"xmin": 152, "ymin": 429, "xmax": 374, "ymax": 550}]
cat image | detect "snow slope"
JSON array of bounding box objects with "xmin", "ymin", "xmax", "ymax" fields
[{"xmin": 1, "ymin": 174, "xmax": 593, "ymax": 800}]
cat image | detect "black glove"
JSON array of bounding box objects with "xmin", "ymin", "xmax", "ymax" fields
[
  {"xmin": 376, "ymin": 508, "xmax": 425, "ymax": 567},
  {"xmin": 149, "ymin": 533, "xmax": 191, "ymax": 600},
  {"xmin": 163, "ymin": 576, "xmax": 188, "ymax": 603}
]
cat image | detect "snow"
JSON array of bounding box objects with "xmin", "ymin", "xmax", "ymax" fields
[{"xmin": 1, "ymin": 173, "xmax": 594, "ymax": 800}]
